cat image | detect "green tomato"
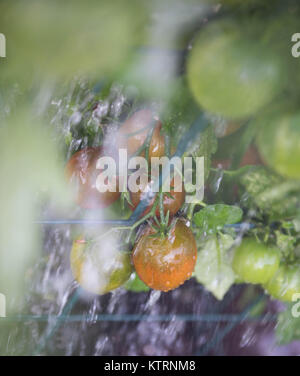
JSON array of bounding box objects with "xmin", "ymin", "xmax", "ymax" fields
[
  {"xmin": 265, "ymin": 263, "xmax": 300, "ymax": 302},
  {"xmin": 232, "ymin": 238, "xmax": 280, "ymax": 284},
  {"xmin": 256, "ymin": 110, "xmax": 300, "ymax": 179},
  {"xmin": 70, "ymin": 237, "xmax": 132, "ymax": 295},
  {"xmin": 187, "ymin": 20, "xmax": 284, "ymax": 120}
]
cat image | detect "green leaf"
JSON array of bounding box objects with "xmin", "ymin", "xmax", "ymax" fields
[
  {"xmin": 193, "ymin": 204, "xmax": 243, "ymax": 234},
  {"xmin": 194, "ymin": 234, "xmax": 235, "ymax": 300},
  {"xmin": 124, "ymin": 272, "xmax": 150, "ymax": 293},
  {"xmin": 239, "ymin": 166, "xmax": 300, "ymax": 220},
  {"xmin": 275, "ymin": 230, "xmax": 295, "ymax": 258},
  {"xmin": 276, "ymin": 304, "xmax": 300, "ymax": 345}
]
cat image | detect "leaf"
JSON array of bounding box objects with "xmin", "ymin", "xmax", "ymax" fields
[
  {"xmin": 275, "ymin": 230, "xmax": 296, "ymax": 257},
  {"xmin": 276, "ymin": 304, "xmax": 300, "ymax": 345},
  {"xmin": 239, "ymin": 166, "xmax": 300, "ymax": 220},
  {"xmin": 193, "ymin": 204, "xmax": 243, "ymax": 234},
  {"xmin": 124, "ymin": 272, "xmax": 150, "ymax": 293},
  {"xmin": 194, "ymin": 234, "xmax": 235, "ymax": 300}
]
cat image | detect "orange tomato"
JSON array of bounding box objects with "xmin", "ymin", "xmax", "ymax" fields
[{"xmin": 132, "ymin": 219, "xmax": 197, "ymax": 292}]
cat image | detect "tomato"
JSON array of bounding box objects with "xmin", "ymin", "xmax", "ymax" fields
[
  {"xmin": 66, "ymin": 147, "xmax": 120, "ymax": 209},
  {"xmin": 232, "ymin": 238, "xmax": 280, "ymax": 285},
  {"xmin": 70, "ymin": 237, "xmax": 132, "ymax": 295},
  {"xmin": 212, "ymin": 145, "xmax": 262, "ymax": 169},
  {"xmin": 265, "ymin": 263, "xmax": 300, "ymax": 302},
  {"xmin": 129, "ymin": 177, "xmax": 185, "ymax": 218},
  {"xmin": 132, "ymin": 219, "xmax": 197, "ymax": 292},
  {"xmin": 187, "ymin": 20, "xmax": 284, "ymax": 119},
  {"xmin": 240, "ymin": 145, "xmax": 262, "ymax": 167},
  {"xmin": 214, "ymin": 119, "xmax": 243, "ymax": 138},
  {"xmin": 117, "ymin": 109, "xmax": 165, "ymax": 159},
  {"xmin": 256, "ymin": 110, "xmax": 300, "ymax": 179}
]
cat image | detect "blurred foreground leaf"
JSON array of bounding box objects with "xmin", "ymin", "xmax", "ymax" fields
[
  {"xmin": 0, "ymin": 107, "xmax": 69, "ymax": 311},
  {"xmin": 0, "ymin": 0, "xmax": 147, "ymax": 85}
]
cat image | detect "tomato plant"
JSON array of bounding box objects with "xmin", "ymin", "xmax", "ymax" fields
[{"xmin": 132, "ymin": 219, "xmax": 197, "ymax": 292}]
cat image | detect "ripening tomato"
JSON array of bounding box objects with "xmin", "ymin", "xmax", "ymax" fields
[
  {"xmin": 66, "ymin": 147, "xmax": 120, "ymax": 209},
  {"xmin": 117, "ymin": 109, "xmax": 165, "ymax": 158},
  {"xmin": 70, "ymin": 237, "xmax": 132, "ymax": 295},
  {"xmin": 129, "ymin": 177, "xmax": 185, "ymax": 218},
  {"xmin": 212, "ymin": 144, "xmax": 262, "ymax": 170},
  {"xmin": 132, "ymin": 219, "xmax": 197, "ymax": 292},
  {"xmin": 239, "ymin": 145, "xmax": 262, "ymax": 167},
  {"xmin": 187, "ymin": 19, "xmax": 284, "ymax": 119},
  {"xmin": 214, "ymin": 119, "xmax": 243, "ymax": 138},
  {"xmin": 265, "ymin": 263, "xmax": 300, "ymax": 302},
  {"xmin": 256, "ymin": 110, "xmax": 300, "ymax": 179},
  {"xmin": 232, "ymin": 238, "xmax": 280, "ymax": 284}
]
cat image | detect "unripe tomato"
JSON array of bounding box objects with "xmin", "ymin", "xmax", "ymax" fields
[
  {"xmin": 256, "ymin": 111, "xmax": 300, "ymax": 179},
  {"xmin": 132, "ymin": 219, "xmax": 197, "ymax": 292},
  {"xmin": 265, "ymin": 263, "xmax": 300, "ymax": 302},
  {"xmin": 232, "ymin": 238, "xmax": 280, "ymax": 284},
  {"xmin": 117, "ymin": 109, "xmax": 165, "ymax": 159},
  {"xmin": 129, "ymin": 177, "xmax": 185, "ymax": 218},
  {"xmin": 187, "ymin": 20, "xmax": 284, "ymax": 119},
  {"xmin": 70, "ymin": 237, "xmax": 132, "ymax": 295},
  {"xmin": 66, "ymin": 147, "xmax": 120, "ymax": 209}
]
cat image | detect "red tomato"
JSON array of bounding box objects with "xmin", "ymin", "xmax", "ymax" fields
[{"xmin": 66, "ymin": 147, "xmax": 120, "ymax": 209}]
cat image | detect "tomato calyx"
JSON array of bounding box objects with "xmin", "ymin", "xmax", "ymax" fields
[{"xmin": 147, "ymin": 199, "xmax": 178, "ymax": 240}]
